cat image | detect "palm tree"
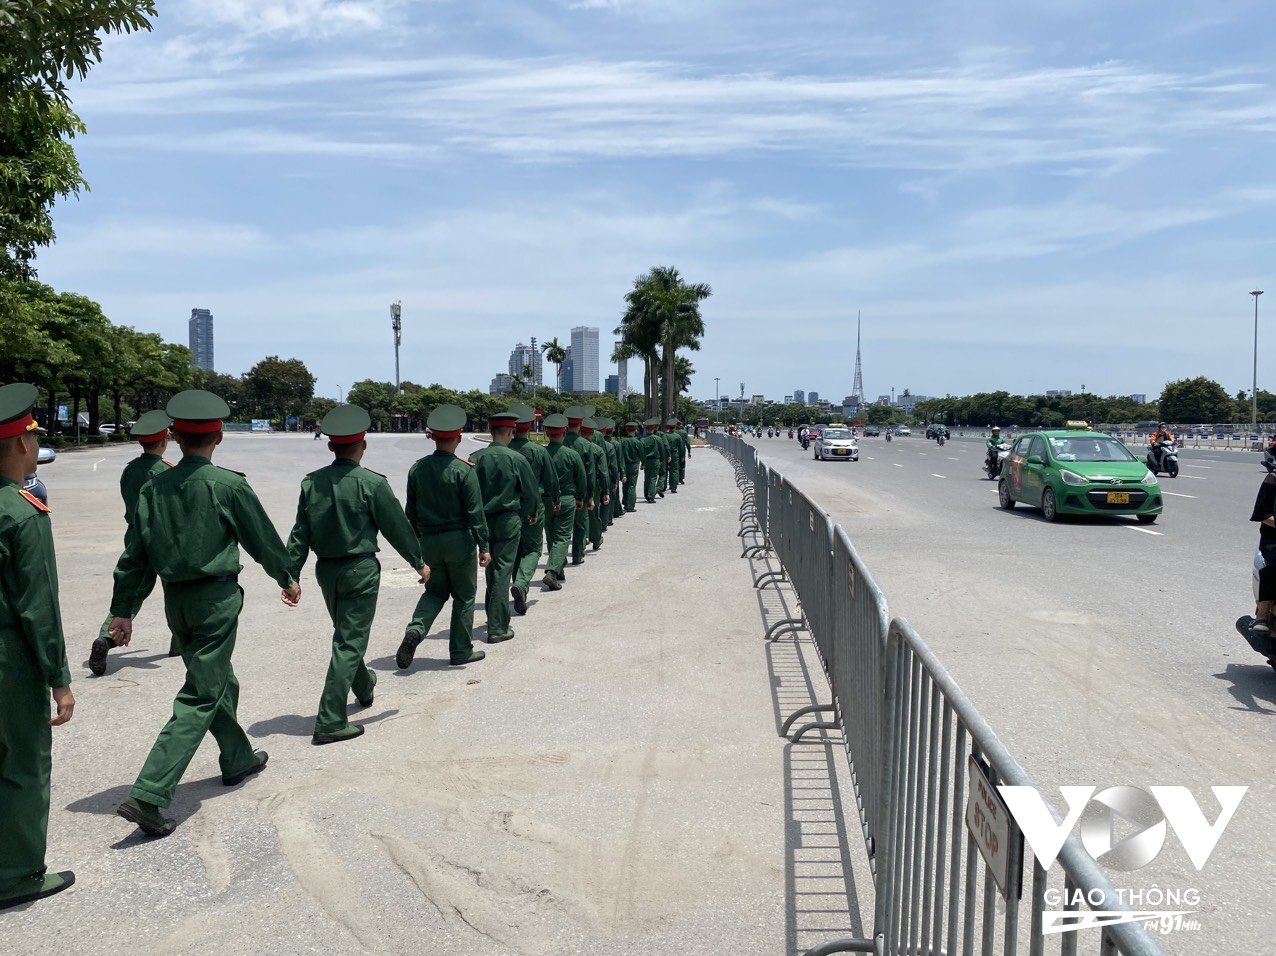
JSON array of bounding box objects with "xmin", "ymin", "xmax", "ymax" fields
[
  {"xmin": 624, "ymin": 266, "xmax": 711, "ymax": 422},
  {"xmin": 541, "ymin": 338, "xmax": 567, "ymax": 394},
  {"xmin": 614, "ymin": 300, "xmax": 661, "ymax": 416}
]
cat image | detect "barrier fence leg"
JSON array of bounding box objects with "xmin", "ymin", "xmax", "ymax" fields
[{"xmin": 800, "ymin": 940, "xmax": 876, "ymax": 956}]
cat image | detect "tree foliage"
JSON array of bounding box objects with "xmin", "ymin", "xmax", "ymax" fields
[
  {"xmin": 617, "ymin": 265, "xmax": 710, "ymax": 419},
  {"xmin": 1158, "ymin": 377, "xmax": 1234, "ymax": 424}
]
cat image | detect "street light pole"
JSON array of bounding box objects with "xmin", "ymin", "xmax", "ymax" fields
[
  {"xmin": 390, "ymin": 301, "xmax": 402, "ymax": 395},
  {"xmin": 714, "ymin": 377, "xmax": 720, "ymax": 420},
  {"xmin": 1252, "ymin": 290, "xmax": 1264, "ymax": 438}
]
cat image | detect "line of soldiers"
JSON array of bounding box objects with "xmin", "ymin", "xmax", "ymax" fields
[{"xmin": 0, "ymin": 386, "xmax": 694, "ymax": 910}]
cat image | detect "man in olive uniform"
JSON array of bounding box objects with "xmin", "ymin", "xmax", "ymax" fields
[
  {"xmin": 563, "ymin": 406, "xmax": 597, "ymax": 565},
  {"xmin": 472, "ymin": 410, "xmax": 539, "ymax": 644},
  {"xmin": 540, "ymin": 414, "xmax": 586, "ymax": 591},
  {"xmin": 620, "ymin": 421, "xmax": 642, "ymax": 512},
  {"xmin": 580, "ymin": 417, "xmax": 609, "ymax": 550},
  {"xmin": 677, "ymin": 419, "xmax": 693, "ymax": 483},
  {"xmin": 664, "ymin": 420, "xmax": 683, "ymax": 494},
  {"xmin": 285, "ymin": 405, "xmax": 428, "ymax": 745},
  {"xmin": 110, "ymin": 389, "xmax": 300, "ymax": 838},
  {"xmin": 600, "ymin": 419, "xmax": 624, "ymax": 522},
  {"xmin": 641, "ymin": 418, "xmax": 662, "ymax": 503},
  {"xmin": 0, "ymin": 383, "xmax": 76, "ymax": 910},
  {"xmin": 397, "ymin": 405, "xmax": 490, "ymax": 669},
  {"xmin": 508, "ymin": 404, "xmax": 559, "ymax": 615},
  {"xmin": 89, "ymin": 409, "xmax": 175, "ymax": 676}
]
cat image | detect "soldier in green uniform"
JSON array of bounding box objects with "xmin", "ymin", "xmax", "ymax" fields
[
  {"xmin": 285, "ymin": 405, "xmax": 428, "ymax": 745},
  {"xmin": 641, "ymin": 418, "xmax": 662, "ymax": 503},
  {"xmin": 111, "ymin": 390, "xmax": 300, "ymax": 838},
  {"xmin": 0, "ymin": 384, "xmax": 76, "ymax": 910},
  {"xmin": 89, "ymin": 409, "xmax": 176, "ymax": 676},
  {"xmin": 655, "ymin": 418, "xmax": 672, "ymax": 497},
  {"xmin": 563, "ymin": 406, "xmax": 596, "ymax": 565},
  {"xmin": 677, "ymin": 419, "xmax": 693, "ymax": 483},
  {"xmin": 620, "ymin": 421, "xmax": 642, "ymax": 512},
  {"xmin": 664, "ymin": 420, "xmax": 682, "ymax": 494},
  {"xmin": 508, "ymin": 404, "xmax": 559, "ymax": 615},
  {"xmin": 600, "ymin": 419, "xmax": 624, "ymax": 522},
  {"xmin": 472, "ymin": 410, "xmax": 539, "ymax": 644},
  {"xmin": 397, "ymin": 405, "xmax": 490, "ymax": 669},
  {"xmin": 580, "ymin": 417, "xmax": 609, "ymax": 550},
  {"xmin": 540, "ymin": 414, "xmax": 585, "ymax": 591}
]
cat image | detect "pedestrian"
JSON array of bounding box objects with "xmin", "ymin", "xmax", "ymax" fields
[
  {"xmin": 397, "ymin": 404, "xmax": 490, "ymax": 669},
  {"xmin": 655, "ymin": 419, "xmax": 672, "ymax": 497},
  {"xmin": 472, "ymin": 410, "xmax": 539, "ymax": 644},
  {"xmin": 620, "ymin": 421, "xmax": 642, "ymax": 512},
  {"xmin": 676, "ymin": 418, "xmax": 692, "ymax": 484},
  {"xmin": 0, "ymin": 383, "xmax": 76, "ymax": 911},
  {"xmin": 663, "ymin": 420, "xmax": 681, "ymax": 494},
  {"xmin": 110, "ymin": 389, "xmax": 301, "ymax": 838},
  {"xmin": 285, "ymin": 405, "xmax": 428, "ymax": 746},
  {"xmin": 641, "ymin": 417, "xmax": 662, "ymax": 503},
  {"xmin": 563, "ymin": 406, "xmax": 597, "ymax": 565},
  {"xmin": 507, "ymin": 404, "xmax": 560, "ymax": 614},
  {"xmin": 580, "ymin": 417, "xmax": 609, "ymax": 551},
  {"xmin": 541, "ymin": 414, "xmax": 586, "ymax": 591},
  {"xmin": 600, "ymin": 419, "xmax": 624, "ymax": 521},
  {"xmin": 89, "ymin": 409, "xmax": 176, "ymax": 677},
  {"xmin": 1240, "ymin": 444, "xmax": 1276, "ymax": 644}
]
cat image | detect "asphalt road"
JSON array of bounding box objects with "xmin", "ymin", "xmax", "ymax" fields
[{"xmin": 738, "ymin": 431, "xmax": 1276, "ymax": 954}]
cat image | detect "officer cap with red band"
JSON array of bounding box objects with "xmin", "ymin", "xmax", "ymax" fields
[
  {"xmin": 131, "ymin": 409, "xmax": 173, "ymax": 444},
  {"xmin": 490, "ymin": 410, "xmax": 520, "ymax": 429},
  {"xmin": 166, "ymin": 389, "xmax": 231, "ymax": 435},
  {"xmin": 543, "ymin": 413, "xmax": 568, "ymax": 435},
  {"xmin": 427, "ymin": 404, "xmax": 467, "ymax": 441},
  {"xmin": 0, "ymin": 383, "xmax": 46, "ymax": 440},
  {"xmin": 564, "ymin": 404, "xmax": 595, "ymax": 426},
  {"xmin": 579, "ymin": 417, "xmax": 599, "ymax": 436},
  {"xmin": 321, "ymin": 404, "xmax": 371, "ymax": 445},
  {"xmin": 508, "ymin": 403, "xmax": 536, "ymax": 431}
]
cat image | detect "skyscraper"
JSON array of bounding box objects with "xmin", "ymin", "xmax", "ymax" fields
[
  {"xmin": 189, "ymin": 308, "xmax": 214, "ymax": 371},
  {"xmin": 562, "ymin": 347, "xmax": 574, "ymax": 395},
  {"xmin": 605, "ymin": 374, "xmax": 620, "ymax": 396},
  {"xmin": 570, "ymin": 326, "xmax": 599, "ymax": 394},
  {"xmin": 615, "ymin": 341, "xmax": 628, "ymax": 395},
  {"xmin": 793, "ymin": 389, "xmax": 805, "ymax": 406},
  {"xmin": 507, "ymin": 341, "xmax": 543, "ymax": 386},
  {"xmin": 808, "ymin": 391, "xmax": 820, "ymax": 405}
]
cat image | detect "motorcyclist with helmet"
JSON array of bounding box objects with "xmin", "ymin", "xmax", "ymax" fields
[
  {"xmin": 1149, "ymin": 422, "xmax": 1175, "ymax": 472},
  {"xmin": 1240, "ymin": 436, "xmax": 1276, "ymax": 643},
  {"xmin": 985, "ymin": 426, "xmax": 1007, "ymax": 472}
]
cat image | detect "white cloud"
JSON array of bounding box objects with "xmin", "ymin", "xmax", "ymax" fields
[{"xmin": 182, "ymin": 0, "xmax": 405, "ymax": 39}]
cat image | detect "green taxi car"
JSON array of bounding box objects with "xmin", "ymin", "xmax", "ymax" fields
[{"xmin": 998, "ymin": 430, "xmax": 1163, "ymax": 523}]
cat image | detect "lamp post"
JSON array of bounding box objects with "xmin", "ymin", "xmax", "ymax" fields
[
  {"xmin": 390, "ymin": 301, "xmax": 402, "ymax": 395},
  {"xmin": 714, "ymin": 376, "xmax": 720, "ymax": 421},
  {"xmin": 1252, "ymin": 290, "xmax": 1264, "ymax": 438}
]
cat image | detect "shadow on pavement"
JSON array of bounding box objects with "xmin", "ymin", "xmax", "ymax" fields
[{"xmin": 1214, "ymin": 662, "xmax": 1276, "ymax": 714}]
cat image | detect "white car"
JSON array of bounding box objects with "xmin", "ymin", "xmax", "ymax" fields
[
  {"xmin": 814, "ymin": 427, "xmax": 859, "ymax": 461},
  {"xmin": 896, "ymin": 426, "xmax": 911, "ymax": 436}
]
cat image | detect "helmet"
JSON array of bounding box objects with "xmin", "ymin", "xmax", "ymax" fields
[
  {"xmin": 991, "ymin": 425, "xmax": 1001, "ymax": 432},
  {"xmin": 1158, "ymin": 422, "xmax": 1167, "ymax": 429}
]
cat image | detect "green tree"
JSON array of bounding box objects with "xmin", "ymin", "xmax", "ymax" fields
[
  {"xmin": 241, "ymin": 356, "xmax": 314, "ymax": 427},
  {"xmin": 541, "ymin": 338, "xmax": 567, "ymax": 394},
  {"xmin": 1159, "ymin": 376, "xmax": 1233, "ymax": 424},
  {"xmin": 622, "ymin": 265, "xmax": 711, "ymax": 422}
]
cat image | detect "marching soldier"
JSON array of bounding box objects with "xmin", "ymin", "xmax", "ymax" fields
[
  {"xmin": 654, "ymin": 418, "xmax": 672, "ymax": 497},
  {"xmin": 600, "ymin": 419, "xmax": 624, "ymax": 522},
  {"xmin": 285, "ymin": 405, "xmax": 428, "ymax": 745},
  {"xmin": 620, "ymin": 421, "xmax": 642, "ymax": 512},
  {"xmin": 0, "ymin": 384, "xmax": 76, "ymax": 910},
  {"xmin": 397, "ymin": 405, "xmax": 490, "ymax": 669},
  {"xmin": 540, "ymin": 414, "xmax": 585, "ymax": 591},
  {"xmin": 563, "ymin": 406, "xmax": 596, "ymax": 565},
  {"xmin": 579, "ymin": 417, "xmax": 609, "ymax": 550},
  {"xmin": 89, "ymin": 409, "xmax": 176, "ymax": 676},
  {"xmin": 641, "ymin": 417, "xmax": 662, "ymax": 503},
  {"xmin": 508, "ymin": 404, "xmax": 559, "ymax": 615},
  {"xmin": 677, "ymin": 418, "xmax": 693, "ymax": 483},
  {"xmin": 111, "ymin": 389, "xmax": 300, "ymax": 838},
  {"xmin": 472, "ymin": 410, "xmax": 539, "ymax": 644},
  {"xmin": 664, "ymin": 420, "xmax": 682, "ymax": 494}
]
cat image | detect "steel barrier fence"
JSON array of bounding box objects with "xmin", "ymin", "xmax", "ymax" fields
[{"xmin": 705, "ymin": 433, "xmax": 1168, "ymax": 956}]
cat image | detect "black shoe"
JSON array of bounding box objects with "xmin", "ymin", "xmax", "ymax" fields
[
  {"xmin": 0, "ymin": 870, "xmax": 75, "ymax": 910},
  {"xmin": 671, "ymin": 488, "xmax": 678, "ymax": 493},
  {"xmin": 222, "ymin": 750, "xmax": 268, "ymax": 786},
  {"xmin": 312, "ymin": 725, "xmax": 365, "ymax": 746},
  {"xmin": 88, "ymin": 636, "xmax": 112, "ymax": 676},
  {"xmin": 511, "ymin": 586, "xmax": 528, "ymax": 616},
  {"xmin": 449, "ymin": 650, "xmax": 486, "ymax": 665},
  {"xmin": 541, "ymin": 573, "xmax": 562, "ymax": 592},
  {"xmin": 396, "ymin": 631, "xmax": 422, "ymax": 670},
  {"xmin": 488, "ymin": 631, "xmax": 514, "ymax": 644},
  {"xmin": 645, "ymin": 498, "xmax": 656, "ymax": 504},
  {"xmin": 117, "ymin": 798, "xmax": 175, "ymax": 838},
  {"xmin": 657, "ymin": 492, "xmax": 665, "ymax": 498},
  {"xmin": 570, "ymin": 558, "xmax": 585, "ymax": 566},
  {"xmin": 355, "ymin": 671, "xmax": 377, "ymax": 708}
]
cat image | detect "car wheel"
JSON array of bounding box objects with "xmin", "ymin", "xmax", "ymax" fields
[
  {"xmin": 998, "ymin": 480, "xmax": 1015, "ymax": 510},
  {"xmin": 1137, "ymin": 514, "xmax": 1158, "ymax": 524},
  {"xmin": 1041, "ymin": 488, "xmax": 1059, "ymax": 523}
]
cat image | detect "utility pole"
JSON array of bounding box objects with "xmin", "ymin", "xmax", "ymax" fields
[
  {"xmin": 714, "ymin": 377, "xmax": 720, "ymax": 420},
  {"xmin": 390, "ymin": 301, "xmax": 402, "ymax": 395},
  {"xmin": 739, "ymin": 382, "xmax": 745, "ymax": 422},
  {"xmin": 1252, "ymin": 290, "xmax": 1264, "ymax": 438}
]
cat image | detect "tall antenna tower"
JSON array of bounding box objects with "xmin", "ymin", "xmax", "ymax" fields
[{"xmin": 851, "ymin": 310, "xmax": 865, "ymax": 414}]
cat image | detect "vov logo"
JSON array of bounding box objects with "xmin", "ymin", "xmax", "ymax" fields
[{"xmin": 997, "ymin": 785, "xmax": 1247, "ymax": 871}]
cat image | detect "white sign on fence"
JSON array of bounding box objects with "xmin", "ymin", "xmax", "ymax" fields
[{"xmin": 966, "ymin": 754, "xmax": 1018, "ymax": 899}]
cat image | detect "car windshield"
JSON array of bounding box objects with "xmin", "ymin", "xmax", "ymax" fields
[
  {"xmin": 1048, "ymin": 437, "xmax": 1136, "ymax": 463},
  {"xmin": 823, "ymin": 429, "xmax": 851, "ymax": 440}
]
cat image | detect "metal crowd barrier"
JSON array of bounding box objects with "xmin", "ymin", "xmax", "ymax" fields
[{"xmin": 705, "ymin": 432, "xmax": 1168, "ymax": 956}]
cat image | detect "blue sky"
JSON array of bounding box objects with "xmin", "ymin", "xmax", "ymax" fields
[{"xmin": 32, "ymin": 0, "xmax": 1276, "ymax": 403}]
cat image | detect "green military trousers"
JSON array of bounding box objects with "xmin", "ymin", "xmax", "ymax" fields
[
  {"xmin": 0, "ymin": 657, "xmax": 53, "ymax": 897},
  {"xmin": 643, "ymin": 463, "xmax": 658, "ymax": 502},
  {"xmin": 668, "ymin": 456, "xmax": 681, "ymax": 492},
  {"xmin": 131, "ymin": 579, "xmax": 257, "ymax": 809},
  {"xmin": 612, "ymin": 479, "xmax": 624, "ymax": 519},
  {"xmin": 483, "ymin": 512, "xmax": 521, "ymax": 640},
  {"xmin": 589, "ymin": 495, "xmax": 605, "ymax": 546},
  {"xmin": 572, "ymin": 497, "xmax": 589, "ymax": 563},
  {"xmin": 657, "ymin": 455, "xmax": 668, "ymax": 494},
  {"xmin": 624, "ymin": 466, "xmax": 640, "ymax": 512},
  {"xmin": 513, "ymin": 502, "xmax": 546, "ymax": 592},
  {"xmin": 545, "ymin": 495, "xmax": 575, "ymax": 578},
  {"xmin": 313, "ymin": 556, "xmax": 379, "ymax": 736},
  {"xmin": 408, "ymin": 530, "xmax": 478, "ymax": 662}
]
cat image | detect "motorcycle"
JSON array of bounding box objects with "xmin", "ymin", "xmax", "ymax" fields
[
  {"xmin": 1238, "ymin": 547, "xmax": 1276, "ymax": 673},
  {"xmin": 800, "ymin": 434, "xmax": 810, "ymax": 451},
  {"xmin": 788, "ymin": 429, "xmax": 794, "ymax": 439},
  {"xmin": 984, "ymin": 442, "xmax": 1011, "ymax": 480},
  {"xmin": 885, "ymin": 431, "xmax": 892, "ymax": 443},
  {"xmin": 1146, "ymin": 441, "xmax": 1179, "ymax": 478},
  {"xmin": 936, "ymin": 433, "xmax": 946, "ymax": 447}
]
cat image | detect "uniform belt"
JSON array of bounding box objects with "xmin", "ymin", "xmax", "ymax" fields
[
  {"xmin": 317, "ymin": 554, "xmax": 376, "ymax": 564},
  {"xmin": 169, "ymin": 573, "xmax": 238, "ymax": 586}
]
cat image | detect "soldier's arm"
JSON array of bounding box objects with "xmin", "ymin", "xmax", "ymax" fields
[
  {"xmin": 404, "ymin": 464, "xmax": 420, "ymax": 533},
  {"xmin": 516, "ymin": 457, "xmax": 540, "ymax": 519},
  {"xmin": 110, "ymin": 491, "xmax": 156, "ymax": 618},
  {"xmin": 283, "ymin": 481, "xmax": 312, "ymax": 581},
  {"xmin": 10, "ymin": 516, "xmax": 71, "ymax": 688},
  {"xmin": 230, "ymin": 481, "xmax": 297, "ymax": 590},
  {"xmin": 371, "ymin": 478, "xmax": 425, "ymax": 570},
  {"xmin": 542, "ymin": 452, "xmax": 560, "ymax": 502},
  {"xmin": 460, "ymin": 469, "xmax": 490, "ymax": 551},
  {"xmin": 572, "ymin": 452, "xmax": 587, "ymax": 504}
]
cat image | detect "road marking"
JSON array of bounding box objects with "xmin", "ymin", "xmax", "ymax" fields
[
  {"xmin": 1182, "ymin": 464, "xmax": 1212, "ymax": 470},
  {"xmin": 1180, "ymin": 475, "xmax": 1207, "ymax": 480},
  {"xmin": 92, "ymin": 458, "xmax": 106, "ymax": 471},
  {"xmin": 931, "ymin": 473, "xmax": 947, "ymax": 479},
  {"xmin": 1125, "ymin": 526, "xmax": 1164, "ymax": 536},
  {"xmin": 947, "ymin": 457, "xmax": 960, "ymax": 461},
  {"xmin": 1163, "ymin": 491, "xmax": 1196, "ymax": 498},
  {"xmin": 866, "ymin": 457, "xmax": 875, "ymax": 461},
  {"xmin": 893, "ymin": 463, "xmax": 903, "ymax": 468}
]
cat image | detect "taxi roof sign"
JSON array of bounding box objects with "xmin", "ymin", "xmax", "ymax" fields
[{"xmin": 1064, "ymin": 420, "xmax": 1091, "ymax": 430}]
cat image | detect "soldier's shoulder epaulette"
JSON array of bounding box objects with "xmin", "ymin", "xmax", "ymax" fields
[
  {"xmin": 216, "ymin": 466, "xmax": 247, "ymax": 478},
  {"xmin": 162, "ymin": 459, "xmax": 176, "ymax": 468},
  {"xmin": 18, "ymin": 488, "xmax": 50, "ymax": 514},
  {"xmin": 364, "ymin": 468, "xmax": 388, "ymax": 479}
]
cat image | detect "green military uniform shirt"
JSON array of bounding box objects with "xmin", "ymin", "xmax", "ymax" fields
[
  {"xmin": 564, "ymin": 433, "xmax": 596, "ymax": 502},
  {"xmin": 510, "ymin": 435, "xmax": 561, "ymax": 506},
  {"xmin": 405, "ymin": 451, "xmax": 489, "ymax": 549},
  {"xmin": 0, "ymin": 479, "xmax": 69, "ymax": 689},
  {"xmin": 472, "ymin": 444, "xmax": 540, "ymax": 518},
  {"xmin": 546, "ymin": 442, "xmax": 587, "ymax": 501},
  {"xmin": 120, "ymin": 454, "xmax": 172, "ymax": 528}
]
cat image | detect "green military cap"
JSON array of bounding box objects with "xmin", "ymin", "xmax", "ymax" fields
[
  {"xmin": 0, "ymin": 383, "xmax": 45, "ymax": 438},
  {"xmin": 564, "ymin": 405, "xmax": 590, "ymax": 422},
  {"xmin": 624, "ymin": 421, "xmax": 641, "ymax": 430},
  {"xmin": 426, "ymin": 404, "xmax": 466, "ymax": 438},
  {"xmin": 490, "ymin": 409, "xmax": 520, "ymax": 426},
  {"xmin": 543, "ymin": 413, "xmax": 569, "ymax": 430},
  {"xmin": 507, "ymin": 403, "xmax": 535, "ymax": 426},
  {"xmin": 643, "ymin": 416, "xmax": 660, "ymax": 427},
  {"xmin": 580, "ymin": 417, "xmax": 599, "ymax": 431},
  {"xmin": 166, "ymin": 389, "xmax": 230, "ymax": 434},
  {"xmin": 582, "ymin": 404, "xmax": 597, "ymax": 417},
  {"xmin": 321, "ymin": 404, "xmax": 371, "ymax": 443},
  {"xmin": 131, "ymin": 410, "xmax": 173, "ymax": 442},
  {"xmin": 596, "ymin": 417, "xmax": 615, "ymax": 431}
]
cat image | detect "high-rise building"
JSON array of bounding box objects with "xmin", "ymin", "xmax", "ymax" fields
[
  {"xmin": 605, "ymin": 374, "xmax": 620, "ymax": 396},
  {"xmin": 570, "ymin": 326, "xmax": 599, "ymax": 394},
  {"xmin": 508, "ymin": 341, "xmax": 543, "ymax": 387},
  {"xmin": 614, "ymin": 341, "xmax": 628, "ymax": 395},
  {"xmin": 808, "ymin": 391, "xmax": 820, "ymax": 405},
  {"xmin": 189, "ymin": 308, "xmax": 214, "ymax": 371},
  {"xmin": 489, "ymin": 373, "xmax": 514, "ymax": 396},
  {"xmin": 793, "ymin": 389, "xmax": 805, "ymax": 405},
  {"xmin": 783, "ymin": 395, "xmax": 794, "ymax": 404},
  {"xmin": 562, "ymin": 347, "xmax": 574, "ymax": 395}
]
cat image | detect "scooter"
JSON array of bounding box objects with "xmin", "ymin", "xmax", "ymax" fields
[
  {"xmin": 800, "ymin": 434, "xmax": 810, "ymax": 451},
  {"xmin": 885, "ymin": 431, "xmax": 892, "ymax": 443},
  {"xmin": 1146, "ymin": 441, "xmax": 1179, "ymax": 478},
  {"xmin": 936, "ymin": 433, "xmax": 946, "ymax": 447},
  {"xmin": 1237, "ymin": 548, "xmax": 1276, "ymax": 673},
  {"xmin": 984, "ymin": 442, "xmax": 1011, "ymax": 480}
]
